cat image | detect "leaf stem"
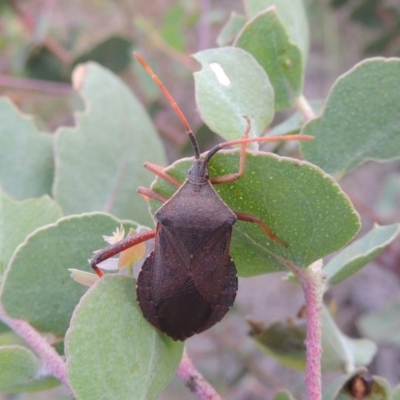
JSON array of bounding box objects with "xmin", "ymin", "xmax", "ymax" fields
[
  {"xmin": 296, "ymin": 260, "xmax": 324, "ymax": 400},
  {"xmin": 0, "ymin": 304, "xmax": 70, "ymax": 391},
  {"xmin": 293, "ymin": 95, "xmax": 316, "ymax": 122},
  {"xmin": 176, "ymin": 348, "xmax": 223, "ymax": 400}
]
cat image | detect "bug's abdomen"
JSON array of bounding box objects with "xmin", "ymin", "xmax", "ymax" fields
[
  {"xmin": 136, "ymin": 251, "xmax": 238, "ymax": 341},
  {"xmin": 156, "ymin": 277, "xmax": 212, "ymax": 341}
]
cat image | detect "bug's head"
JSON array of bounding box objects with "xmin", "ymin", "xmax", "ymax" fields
[{"xmin": 187, "ymin": 159, "xmax": 209, "ymax": 184}]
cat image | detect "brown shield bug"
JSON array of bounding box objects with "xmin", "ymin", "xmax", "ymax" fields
[{"xmin": 90, "ymin": 53, "xmax": 313, "ymax": 341}]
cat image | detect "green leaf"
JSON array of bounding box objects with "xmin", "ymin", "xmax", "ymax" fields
[
  {"xmin": 358, "ymin": 298, "xmax": 400, "ymax": 345},
  {"xmin": 273, "ymin": 390, "xmax": 298, "ymax": 400},
  {"xmin": 0, "ymin": 99, "xmax": 54, "ymax": 200},
  {"xmin": 370, "ymin": 376, "xmax": 392, "ymax": 400},
  {"xmin": 269, "ymin": 101, "xmax": 322, "ymax": 136},
  {"xmin": 161, "ymin": 3, "xmax": 186, "ymax": 51},
  {"xmin": 251, "ymin": 319, "xmax": 306, "ymax": 370},
  {"xmin": 324, "ymin": 224, "xmax": 400, "ymax": 287},
  {"xmin": 393, "ymin": 384, "xmax": 400, "ymax": 400},
  {"xmin": 328, "ymin": 374, "xmax": 392, "ymax": 400},
  {"xmin": 250, "ymin": 304, "xmax": 375, "ymax": 372},
  {"xmin": 74, "ymin": 36, "xmax": 133, "ymax": 74},
  {"xmin": 54, "ymin": 63, "xmax": 167, "ymax": 226},
  {"xmin": 323, "ymin": 369, "xmax": 367, "ymax": 400},
  {"xmin": 193, "ymin": 47, "xmax": 274, "ymax": 141},
  {"xmin": 26, "ymin": 47, "xmax": 67, "ymax": 82},
  {"xmin": 320, "ymin": 306, "xmax": 376, "ymax": 373},
  {"xmin": 0, "ymin": 213, "xmax": 138, "ymax": 336},
  {"xmin": 149, "ymin": 151, "xmax": 360, "ymax": 275},
  {"xmin": 235, "ymin": 8, "xmax": 304, "ymax": 110},
  {"xmin": 376, "ymin": 175, "xmax": 400, "ymax": 218},
  {"xmin": 245, "ymin": 0, "xmax": 309, "ymax": 62},
  {"xmin": 0, "ymin": 345, "xmax": 59, "ymax": 393},
  {"xmin": 301, "ymin": 58, "xmax": 400, "ymax": 177},
  {"xmin": 216, "ymin": 12, "xmax": 246, "ymax": 46},
  {"xmin": 0, "ymin": 190, "xmax": 62, "ymax": 275},
  {"xmin": 65, "ymin": 275, "xmax": 183, "ymax": 400}
]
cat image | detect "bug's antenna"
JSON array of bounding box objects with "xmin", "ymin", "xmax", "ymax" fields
[{"xmin": 134, "ymin": 52, "xmax": 201, "ymax": 160}]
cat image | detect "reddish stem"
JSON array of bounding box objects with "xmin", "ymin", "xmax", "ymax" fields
[
  {"xmin": 297, "ymin": 260, "xmax": 324, "ymax": 400},
  {"xmin": 176, "ymin": 348, "xmax": 223, "ymax": 400},
  {"xmin": 0, "ymin": 304, "xmax": 70, "ymax": 391}
]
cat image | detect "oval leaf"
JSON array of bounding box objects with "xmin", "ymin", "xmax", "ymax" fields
[
  {"xmin": 216, "ymin": 12, "xmax": 247, "ymax": 46},
  {"xmin": 325, "ymin": 224, "xmax": 400, "ymax": 287},
  {"xmin": 245, "ymin": 0, "xmax": 309, "ymax": 62},
  {"xmin": 301, "ymin": 58, "xmax": 400, "ymax": 177},
  {"xmin": 65, "ymin": 275, "xmax": 183, "ymax": 400},
  {"xmin": 54, "ymin": 63, "xmax": 166, "ymax": 226},
  {"xmin": 0, "ymin": 345, "xmax": 59, "ymax": 393},
  {"xmin": 0, "ymin": 99, "xmax": 53, "ymax": 200},
  {"xmin": 0, "ymin": 213, "xmax": 138, "ymax": 336},
  {"xmin": 193, "ymin": 47, "xmax": 274, "ymax": 140},
  {"xmin": 148, "ymin": 151, "xmax": 360, "ymax": 275},
  {"xmin": 0, "ymin": 190, "xmax": 62, "ymax": 275},
  {"xmin": 235, "ymin": 8, "xmax": 304, "ymax": 110}
]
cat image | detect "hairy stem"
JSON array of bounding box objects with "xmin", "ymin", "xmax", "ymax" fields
[
  {"xmin": 297, "ymin": 260, "xmax": 324, "ymax": 400},
  {"xmin": 0, "ymin": 304, "xmax": 70, "ymax": 391},
  {"xmin": 176, "ymin": 348, "xmax": 223, "ymax": 400}
]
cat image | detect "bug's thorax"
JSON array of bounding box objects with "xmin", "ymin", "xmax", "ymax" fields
[
  {"xmin": 186, "ymin": 158, "xmax": 209, "ymax": 185},
  {"xmin": 155, "ymin": 159, "xmax": 236, "ymax": 232}
]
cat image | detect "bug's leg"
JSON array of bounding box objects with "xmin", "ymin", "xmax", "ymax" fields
[
  {"xmin": 137, "ymin": 187, "xmax": 168, "ymax": 203},
  {"xmin": 210, "ymin": 116, "xmax": 250, "ymax": 185},
  {"xmin": 144, "ymin": 162, "xmax": 181, "ymax": 187},
  {"xmin": 208, "ymin": 116, "xmax": 313, "ymax": 185},
  {"xmin": 91, "ymin": 230, "xmax": 157, "ymax": 277},
  {"xmin": 235, "ymin": 211, "xmax": 289, "ymax": 248}
]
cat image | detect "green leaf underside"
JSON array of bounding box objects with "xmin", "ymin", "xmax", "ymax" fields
[
  {"xmin": 252, "ymin": 305, "xmax": 375, "ymax": 373},
  {"xmin": 393, "ymin": 384, "xmax": 400, "ymax": 400},
  {"xmin": 252, "ymin": 320, "xmax": 306, "ymax": 370},
  {"xmin": 235, "ymin": 8, "xmax": 303, "ymax": 110},
  {"xmin": 54, "ymin": 63, "xmax": 166, "ymax": 226},
  {"xmin": 325, "ymin": 224, "xmax": 400, "ymax": 287},
  {"xmin": 216, "ymin": 12, "xmax": 247, "ymax": 46},
  {"xmin": 149, "ymin": 151, "xmax": 360, "ymax": 276},
  {"xmin": 273, "ymin": 390, "xmax": 298, "ymax": 400},
  {"xmin": 0, "ymin": 99, "xmax": 54, "ymax": 200},
  {"xmin": 322, "ymin": 369, "xmax": 367, "ymax": 400},
  {"xmin": 358, "ymin": 298, "xmax": 400, "ymax": 345},
  {"xmin": 0, "ymin": 345, "xmax": 59, "ymax": 393},
  {"xmin": 269, "ymin": 100, "xmax": 322, "ymax": 136},
  {"xmin": 65, "ymin": 275, "xmax": 183, "ymax": 400},
  {"xmin": 193, "ymin": 47, "xmax": 274, "ymax": 141},
  {"xmin": 0, "ymin": 191, "xmax": 63, "ymax": 275},
  {"xmin": 245, "ymin": 0, "xmax": 309, "ymax": 62},
  {"xmin": 301, "ymin": 58, "xmax": 400, "ymax": 177},
  {"xmin": 320, "ymin": 306, "xmax": 376, "ymax": 373},
  {"xmin": 325, "ymin": 374, "xmax": 391, "ymax": 400},
  {"xmin": 0, "ymin": 213, "xmax": 137, "ymax": 336}
]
